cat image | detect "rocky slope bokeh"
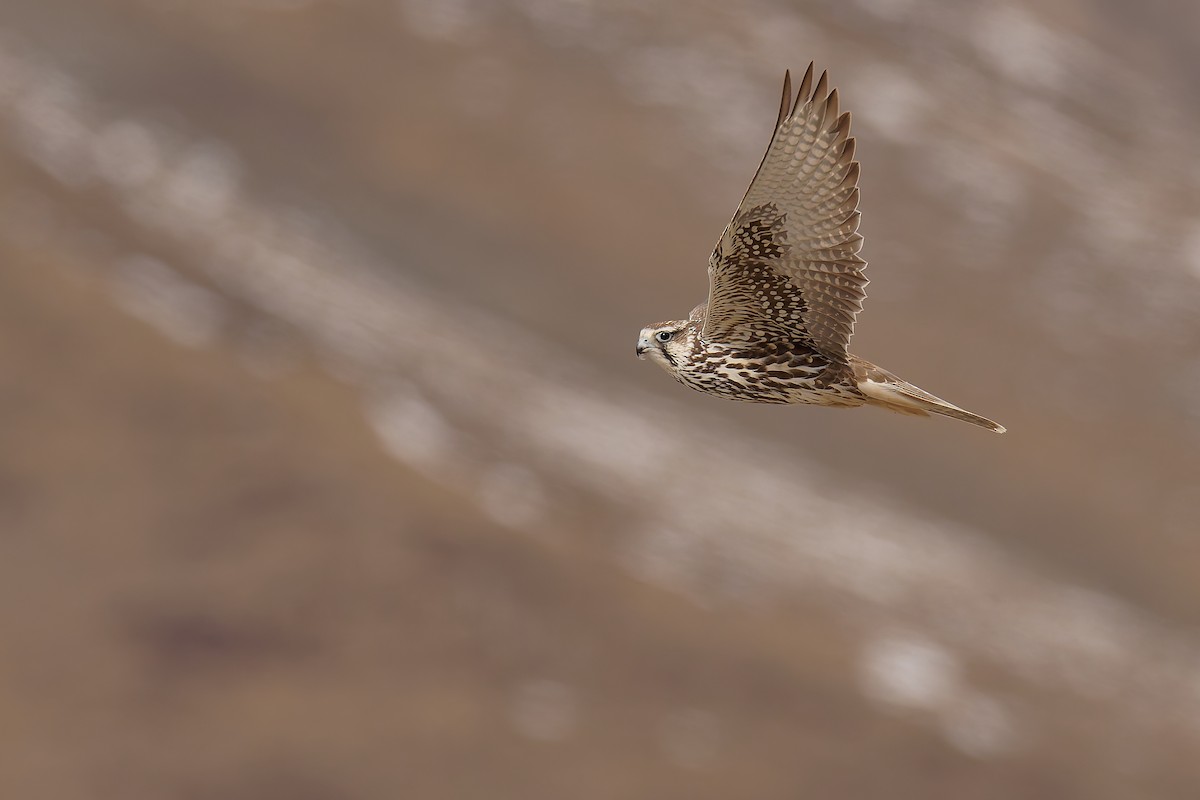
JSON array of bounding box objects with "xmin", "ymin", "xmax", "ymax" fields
[{"xmin": 2, "ymin": 0, "xmax": 1200, "ymax": 797}]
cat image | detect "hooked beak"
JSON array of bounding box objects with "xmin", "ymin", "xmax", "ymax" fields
[{"xmin": 636, "ymin": 336, "xmax": 650, "ymax": 359}]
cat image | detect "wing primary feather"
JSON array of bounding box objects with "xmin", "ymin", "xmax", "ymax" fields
[
  {"xmin": 777, "ymin": 70, "xmax": 792, "ymax": 129},
  {"xmin": 830, "ymin": 115, "xmax": 852, "ymax": 150},
  {"xmin": 813, "ymin": 70, "xmax": 829, "ymax": 105},
  {"xmin": 794, "ymin": 62, "xmax": 815, "ymax": 116},
  {"xmin": 838, "ymin": 161, "xmax": 861, "ymax": 189},
  {"xmin": 730, "ymin": 70, "xmax": 793, "ymax": 213},
  {"xmin": 840, "ymin": 136, "xmax": 856, "ymax": 162},
  {"xmin": 824, "ymin": 88, "xmax": 840, "ymax": 128}
]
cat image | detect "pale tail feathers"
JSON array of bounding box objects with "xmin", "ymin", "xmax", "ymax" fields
[{"xmin": 852, "ymin": 358, "xmax": 1006, "ymax": 434}]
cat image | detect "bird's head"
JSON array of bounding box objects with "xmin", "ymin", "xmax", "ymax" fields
[{"xmin": 636, "ymin": 320, "xmax": 690, "ymax": 374}]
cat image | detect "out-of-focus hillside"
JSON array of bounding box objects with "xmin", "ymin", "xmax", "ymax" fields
[{"xmin": 2, "ymin": 0, "xmax": 1200, "ymax": 797}]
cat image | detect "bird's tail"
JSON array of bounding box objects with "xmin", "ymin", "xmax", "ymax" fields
[{"xmin": 851, "ymin": 357, "xmax": 1006, "ymax": 434}]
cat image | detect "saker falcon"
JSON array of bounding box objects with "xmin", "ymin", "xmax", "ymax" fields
[{"xmin": 636, "ymin": 64, "xmax": 1005, "ymax": 433}]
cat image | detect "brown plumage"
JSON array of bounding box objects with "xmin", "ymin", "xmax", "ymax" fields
[{"xmin": 636, "ymin": 64, "xmax": 1005, "ymax": 433}]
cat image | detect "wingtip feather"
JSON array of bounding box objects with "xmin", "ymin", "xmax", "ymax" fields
[
  {"xmin": 824, "ymin": 88, "xmax": 840, "ymax": 127},
  {"xmin": 813, "ymin": 69, "xmax": 829, "ymax": 102},
  {"xmin": 795, "ymin": 62, "xmax": 815, "ymax": 114},
  {"xmin": 840, "ymin": 136, "xmax": 857, "ymax": 162},
  {"xmin": 838, "ymin": 161, "xmax": 861, "ymax": 189},
  {"xmin": 778, "ymin": 70, "xmax": 792, "ymax": 127}
]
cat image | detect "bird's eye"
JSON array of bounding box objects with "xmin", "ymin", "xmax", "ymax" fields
[{"xmin": 655, "ymin": 331, "xmax": 674, "ymax": 343}]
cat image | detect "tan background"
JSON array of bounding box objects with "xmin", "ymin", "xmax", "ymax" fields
[{"xmin": 2, "ymin": 0, "xmax": 1200, "ymax": 797}]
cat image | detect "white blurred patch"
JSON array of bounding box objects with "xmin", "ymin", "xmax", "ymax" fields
[
  {"xmin": 1056, "ymin": 588, "xmax": 1135, "ymax": 677},
  {"xmin": 614, "ymin": 44, "xmax": 760, "ymax": 157},
  {"xmin": 971, "ymin": 6, "xmax": 1064, "ymax": 91},
  {"xmin": 92, "ymin": 120, "xmax": 165, "ymax": 189},
  {"xmin": 620, "ymin": 523, "xmax": 706, "ymax": 600},
  {"xmin": 859, "ymin": 632, "xmax": 962, "ymax": 711},
  {"xmin": 164, "ymin": 142, "xmax": 241, "ymax": 223},
  {"xmin": 12, "ymin": 73, "xmax": 95, "ymax": 187},
  {"xmin": 109, "ymin": 255, "xmax": 226, "ymax": 347},
  {"xmin": 523, "ymin": 387, "xmax": 676, "ymax": 497},
  {"xmin": 803, "ymin": 513, "xmax": 918, "ymax": 604},
  {"xmin": 368, "ymin": 386, "xmax": 458, "ymax": 474},
  {"xmin": 1078, "ymin": 183, "xmax": 1156, "ymax": 258},
  {"xmin": 515, "ymin": 0, "xmax": 595, "ymax": 46},
  {"xmin": 939, "ymin": 693, "xmax": 1019, "ymax": 758},
  {"xmin": 851, "ymin": 65, "xmax": 933, "ymax": 143},
  {"xmin": 477, "ymin": 463, "xmax": 546, "ymax": 529},
  {"xmin": 658, "ymin": 708, "xmax": 720, "ymax": 768},
  {"xmin": 510, "ymin": 679, "xmax": 578, "ymax": 742},
  {"xmin": 397, "ymin": 0, "xmax": 487, "ymax": 43}
]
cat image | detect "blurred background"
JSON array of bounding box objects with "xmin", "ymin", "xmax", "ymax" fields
[{"xmin": 2, "ymin": 0, "xmax": 1200, "ymax": 797}]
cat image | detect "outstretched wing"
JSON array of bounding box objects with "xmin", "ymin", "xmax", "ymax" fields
[{"xmin": 702, "ymin": 65, "xmax": 867, "ymax": 362}]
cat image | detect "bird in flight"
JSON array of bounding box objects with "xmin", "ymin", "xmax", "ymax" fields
[{"xmin": 636, "ymin": 64, "xmax": 1005, "ymax": 433}]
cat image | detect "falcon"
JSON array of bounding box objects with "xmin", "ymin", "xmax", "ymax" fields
[{"xmin": 636, "ymin": 64, "xmax": 1005, "ymax": 433}]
